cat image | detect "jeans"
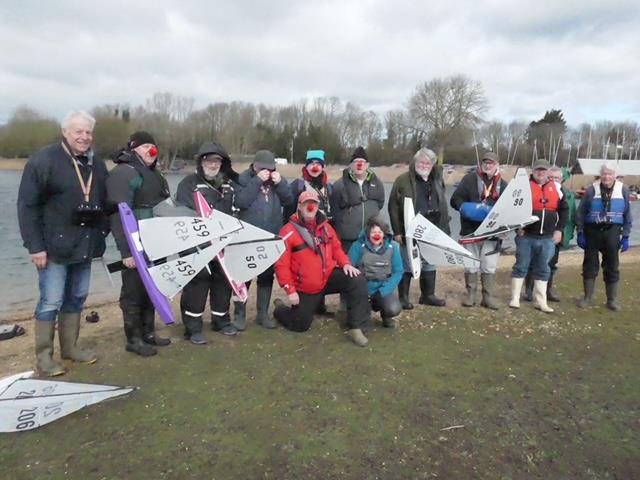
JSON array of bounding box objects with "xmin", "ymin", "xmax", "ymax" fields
[
  {"xmin": 35, "ymin": 260, "xmax": 92, "ymax": 321},
  {"xmin": 512, "ymin": 235, "xmax": 556, "ymax": 281}
]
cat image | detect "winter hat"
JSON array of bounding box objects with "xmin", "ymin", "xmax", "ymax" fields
[
  {"xmin": 481, "ymin": 151, "xmax": 499, "ymax": 163},
  {"xmin": 533, "ymin": 159, "xmax": 551, "ymax": 170},
  {"xmin": 305, "ymin": 150, "xmax": 325, "ymax": 166},
  {"xmin": 298, "ymin": 190, "xmax": 320, "ymax": 204},
  {"xmin": 197, "ymin": 141, "xmax": 229, "ymax": 161},
  {"xmin": 351, "ymin": 146, "xmax": 368, "ymax": 162},
  {"xmin": 253, "ymin": 150, "xmax": 276, "ymax": 170},
  {"xmin": 128, "ymin": 131, "xmax": 156, "ymax": 149}
]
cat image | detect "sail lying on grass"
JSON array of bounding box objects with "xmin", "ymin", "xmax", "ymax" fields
[
  {"xmin": 406, "ymin": 214, "xmax": 480, "ymax": 268},
  {"xmin": 460, "ymin": 167, "xmax": 539, "ymax": 244},
  {"xmin": 0, "ymin": 371, "xmax": 135, "ymax": 433}
]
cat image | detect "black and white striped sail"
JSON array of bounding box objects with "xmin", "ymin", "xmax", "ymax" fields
[
  {"xmin": 406, "ymin": 214, "xmax": 480, "ymax": 268},
  {"xmin": 460, "ymin": 168, "xmax": 538, "ymax": 244},
  {"xmin": 0, "ymin": 371, "xmax": 135, "ymax": 432},
  {"xmin": 138, "ymin": 214, "xmax": 242, "ymax": 261}
]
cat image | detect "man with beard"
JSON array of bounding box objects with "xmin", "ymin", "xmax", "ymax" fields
[
  {"xmin": 175, "ymin": 142, "xmax": 241, "ymax": 342},
  {"xmin": 18, "ymin": 110, "xmax": 107, "ymax": 375},
  {"xmin": 107, "ymin": 131, "xmax": 171, "ymax": 356},
  {"xmin": 576, "ymin": 161, "xmax": 632, "ymax": 311},
  {"xmin": 273, "ymin": 191, "xmax": 371, "ymax": 346},
  {"xmin": 388, "ymin": 148, "xmax": 451, "ymax": 308},
  {"xmin": 234, "ymin": 150, "xmax": 293, "ymax": 329},
  {"xmin": 450, "ymin": 151, "xmax": 507, "ymax": 309}
]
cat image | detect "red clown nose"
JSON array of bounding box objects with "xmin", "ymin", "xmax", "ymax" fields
[
  {"xmin": 148, "ymin": 146, "xmax": 159, "ymax": 158},
  {"xmin": 310, "ymin": 165, "xmax": 322, "ymax": 174},
  {"xmin": 355, "ymin": 160, "xmax": 366, "ymax": 169},
  {"xmin": 371, "ymin": 233, "xmax": 384, "ymax": 243},
  {"xmin": 305, "ymin": 203, "xmax": 317, "ymax": 213}
]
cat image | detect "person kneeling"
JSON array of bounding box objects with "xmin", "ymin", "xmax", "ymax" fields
[
  {"xmin": 348, "ymin": 217, "xmax": 403, "ymax": 328},
  {"xmin": 274, "ymin": 191, "xmax": 371, "ymax": 346}
]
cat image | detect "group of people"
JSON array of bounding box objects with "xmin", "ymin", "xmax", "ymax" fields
[{"xmin": 17, "ymin": 110, "xmax": 632, "ymax": 377}]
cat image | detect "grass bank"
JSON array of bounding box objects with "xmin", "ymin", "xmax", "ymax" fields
[{"xmin": 1, "ymin": 261, "xmax": 638, "ymax": 479}]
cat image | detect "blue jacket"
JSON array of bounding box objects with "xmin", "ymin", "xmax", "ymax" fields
[
  {"xmin": 234, "ymin": 167, "xmax": 293, "ymax": 234},
  {"xmin": 348, "ymin": 231, "xmax": 403, "ymax": 297}
]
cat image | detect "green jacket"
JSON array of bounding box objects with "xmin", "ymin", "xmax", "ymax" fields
[{"xmin": 388, "ymin": 161, "xmax": 450, "ymax": 237}]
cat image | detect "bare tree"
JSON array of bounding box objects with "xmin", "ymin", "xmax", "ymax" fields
[{"xmin": 408, "ymin": 75, "xmax": 488, "ymax": 162}]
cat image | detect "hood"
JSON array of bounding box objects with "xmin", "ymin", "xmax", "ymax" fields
[
  {"xmin": 114, "ymin": 149, "xmax": 143, "ymax": 166},
  {"xmin": 344, "ymin": 166, "xmax": 374, "ymax": 183},
  {"xmin": 196, "ymin": 142, "xmax": 237, "ymax": 182}
]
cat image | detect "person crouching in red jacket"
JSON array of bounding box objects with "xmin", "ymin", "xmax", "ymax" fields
[{"xmin": 274, "ymin": 190, "xmax": 371, "ymax": 346}]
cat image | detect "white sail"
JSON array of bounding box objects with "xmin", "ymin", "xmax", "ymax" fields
[
  {"xmin": 0, "ymin": 372, "xmax": 135, "ymax": 432},
  {"xmin": 223, "ymin": 237, "xmax": 286, "ymax": 283},
  {"xmin": 138, "ymin": 215, "xmax": 242, "ymax": 261},
  {"xmin": 407, "ymin": 214, "xmax": 480, "ymax": 268},
  {"xmin": 462, "ymin": 168, "xmax": 538, "ymax": 243},
  {"xmin": 147, "ymin": 238, "xmax": 232, "ymax": 298},
  {"xmin": 403, "ymin": 198, "xmax": 422, "ymax": 279}
]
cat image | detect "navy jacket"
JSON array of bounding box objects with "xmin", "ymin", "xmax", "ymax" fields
[{"xmin": 17, "ymin": 142, "xmax": 108, "ymax": 264}]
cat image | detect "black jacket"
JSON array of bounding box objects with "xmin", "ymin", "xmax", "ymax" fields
[
  {"xmin": 17, "ymin": 142, "xmax": 109, "ymax": 264},
  {"xmin": 176, "ymin": 172, "xmax": 239, "ymax": 215},
  {"xmin": 332, "ymin": 168, "xmax": 385, "ymax": 242},
  {"xmin": 450, "ymin": 170, "xmax": 508, "ymax": 236},
  {"xmin": 106, "ymin": 150, "xmax": 170, "ymax": 258}
]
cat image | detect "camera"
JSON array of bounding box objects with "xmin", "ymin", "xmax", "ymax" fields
[{"xmin": 72, "ymin": 202, "xmax": 104, "ymax": 226}]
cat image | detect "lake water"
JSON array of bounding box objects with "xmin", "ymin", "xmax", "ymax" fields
[{"xmin": 1, "ymin": 170, "xmax": 638, "ymax": 320}]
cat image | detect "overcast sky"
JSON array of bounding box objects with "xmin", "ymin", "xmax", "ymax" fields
[{"xmin": 1, "ymin": 0, "xmax": 639, "ymax": 126}]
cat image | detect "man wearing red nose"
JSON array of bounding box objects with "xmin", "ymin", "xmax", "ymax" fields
[
  {"xmin": 333, "ymin": 146, "xmax": 385, "ymax": 255},
  {"xmin": 107, "ymin": 131, "xmax": 172, "ymax": 357},
  {"xmin": 274, "ymin": 191, "xmax": 371, "ymax": 346}
]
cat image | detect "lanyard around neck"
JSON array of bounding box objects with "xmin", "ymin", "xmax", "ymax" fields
[{"xmin": 62, "ymin": 142, "xmax": 93, "ymax": 202}]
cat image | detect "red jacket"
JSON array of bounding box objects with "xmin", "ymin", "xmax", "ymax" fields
[{"xmin": 276, "ymin": 213, "xmax": 351, "ymax": 295}]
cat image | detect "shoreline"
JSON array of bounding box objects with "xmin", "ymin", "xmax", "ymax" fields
[{"xmin": 1, "ymin": 157, "xmax": 629, "ymax": 189}]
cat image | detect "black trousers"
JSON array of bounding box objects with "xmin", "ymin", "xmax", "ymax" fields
[
  {"xmin": 180, "ymin": 261, "xmax": 232, "ymax": 333},
  {"xmin": 583, "ymin": 224, "xmax": 622, "ymax": 283},
  {"xmin": 548, "ymin": 244, "xmax": 560, "ymax": 276},
  {"xmin": 120, "ymin": 268, "xmax": 152, "ymax": 315},
  {"xmin": 245, "ymin": 266, "xmax": 275, "ymax": 289},
  {"xmin": 274, "ymin": 269, "xmax": 370, "ymax": 332},
  {"xmin": 371, "ymin": 291, "xmax": 402, "ymax": 319}
]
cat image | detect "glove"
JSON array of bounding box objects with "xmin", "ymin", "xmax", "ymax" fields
[
  {"xmin": 620, "ymin": 236, "xmax": 629, "ymax": 252},
  {"xmin": 577, "ymin": 232, "xmax": 587, "ymax": 250},
  {"xmin": 460, "ymin": 202, "xmax": 492, "ymax": 222}
]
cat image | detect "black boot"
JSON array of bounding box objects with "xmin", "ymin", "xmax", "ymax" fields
[
  {"xmin": 578, "ymin": 278, "xmax": 596, "ymax": 308},
  {"xmin": 605, "ymin": 282, "xmax": 620, "ymax": 311},
  {"xmin": 233, "ymin": 301, "xmax": 247, "ymax": 331},
  {"xmin": 141, "ymin": 310, "xmax": 170, "ymax": 346},
  {"xmin": 123, "ymin": 311, "xmax": 156, "ymax": 357},
  {"xmin": 419, "ymin": 271, "xmax": 446, "ymax": 307},
  {"xmin": 398, "ymin": 273, "xmax": 414, "ymax": 310},
  {"xmin": 523, "ymin": 273, "xmax": 534, "ymax": 302},
  {"xmin": 257, "ymin": 284, "xmax": 276, "ymax": 328},
  {"xmin": 547, "ymin": 272, "xmax": 560, "ymax": 302}
]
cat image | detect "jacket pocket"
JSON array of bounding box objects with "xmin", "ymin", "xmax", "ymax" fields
[{"xmin": 45, "ymin": 225, "xmax": 82, "ymax": 259}]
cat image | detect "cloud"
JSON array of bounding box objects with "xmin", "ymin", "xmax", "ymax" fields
[{"xmin": 1, "ymin": 0, "xmax": 639, "ymax": 126}]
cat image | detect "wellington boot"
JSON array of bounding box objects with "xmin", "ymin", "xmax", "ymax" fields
[
  {"xmin": 605, "ymin": 282, "xmax": 620, "ymax": 311},
  {"xmin": 523, "ymin": 274, "xmax": 534, "ymax": 302},
  {"xmin": 509, "ymin": 277, "xmax": 524, "ymax": 308},
  {"xmin": 547, "ymin": 274, "xmax": 560, "ymax": 302},
  {"xmin": 257, "ymin": 284, "xmax": 276, "ymax": 329},
  {"xmin": 123, "ymin": 312, "xmax": 157, "ymax": 357},
  {"xmin": 480, "ymin": 273, "xmax": 500, "ymax": 310},
  {"xmin": 533, "ymin": 280, "xmax": 554, "ymax": 313},
  {"xmin": 141, "ymin": 310, "xmax": 170, "ymax": 346},
  {"xmin": 398, "ymin": 273, "xmax": 414, "ymax": 310},
  {"xmin": 58, "ymin": 312, "xmax": 97, "ymax": 364},
  {"xmin": 35, "ymin": 320, "xmax": 66, "ymax": 377},
  {"xmin": 418, "ymin": 271, "xmax": 445, "ymax": 307},
  {"xmin": 233, "ymin": 301, "xmax": 247, "ymax": 331},
  {"xmin": 578, "ymin": 278, "xmax": 596, "ymax": 308},
  {"xmin": 462, "ymin": 272, "xmax": 479, "ymax": 307},
  {"xmin": 382, "ymin": 316, "xmax": 396, "ymax": 328},
  {"xmin": 125, "ymin": 339, "xmax": 157, "ymax": 357},
  {"xmin": 348, "ymin": 328, "xmax": 368, "ymax": 347}
]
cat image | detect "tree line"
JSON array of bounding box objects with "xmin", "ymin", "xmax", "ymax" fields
[{"xmin": 2, "ymin": 75, "xmax": 639, "ymax": 168}]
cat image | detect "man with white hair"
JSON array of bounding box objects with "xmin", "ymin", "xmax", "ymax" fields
[
  {"xmin": 388, "ymin": 147, "xmax": 451, "ymax": 308},
  {"xmin": 18, "ymin": 111, "xmax": 108, "ymax": 376},
  {"xmin": 575, "ymin": 161, "xmax": 632, "ymax": 311}
]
